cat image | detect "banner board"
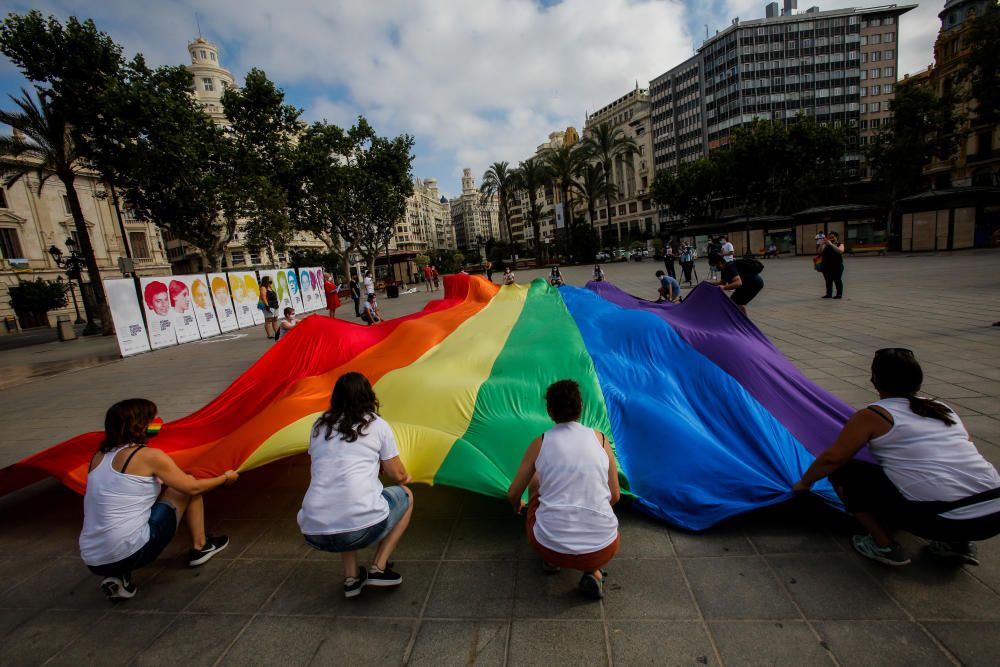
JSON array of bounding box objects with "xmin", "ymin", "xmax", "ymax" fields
[
  {"xmin": 164, "ymin": 277, "xmax": 201, "ymax": 344},
  {"xmin": 138, "ymin": 277, "xmax": 179, "ymax": 349},
  {"xmin": 299, "ymin": 266, "xmax": 324, "ymax": 311},
  {"xmin": 208, "ymin": 273, "xmax": 239, "ymax": 332},
  {"xmin": 187, "ymin": 275, "xmax": 221, "ymax": 338},
  {"xmin": 241, "ymin": 271, "xmax": 265, "ymax": 325},
  {"xmin": 311, "ymin": 267, "xmax": 327, "ymax": 311},
  {"xmin": 103, "ymin": 278, "xmax": 151, "ymax": 357},
  {"xmin": 228, "ymin": 272, "xmax": 257, "ymax": 329},
  {"xmin": 283, "ymin": 268, "xmax": 306, "ymax": 312}
]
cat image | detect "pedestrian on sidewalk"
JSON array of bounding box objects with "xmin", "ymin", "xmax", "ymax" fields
[
  {"xmin": 363, "ymin": 271, "xmax": 375, "ymax": 298},
  {"xmin": 259, "ymin": 276, "xmax": 279, "ymax": 339},
  {"xmin": 349, "ymin": 275, "xmax": 362, "ymax": 318},
  {"xmin": 820, "ymin": 231, "xmax": 846, "ymax": 299},
  {"xmin": 662, "ymin": 244, "xmax": 677, "ymax": 279},
  {"xmin": 793, "ymin": 348, "xmax": 1000, "ymax": 567},
  {"xmin": 485, "ymin": 259, "xmax": 494, "ymax": 282},
  {"xmin": 679, "ymin": 244, "xmax": 695, "ymax": 284},
  {"xmin": 298, "ymin": 372, "xmax": 413, "ymax": 598},
  {"xmin": 431, "ymin": 265, "xmax": 440, "ymax": 291},
  {"xmin": 507, "ymin": 380, "xmax": 621, "ymax": 600},
  {"xmin": 422, "ymin": 264, "xmax": 433, "ymax": 292},
  {"xmin": 323, "ymin": 272, "xmax": 341, "ymax": 317},
  {"xmin": 79, "ymin": 399, "xmax": 236, "ymax": 600}
]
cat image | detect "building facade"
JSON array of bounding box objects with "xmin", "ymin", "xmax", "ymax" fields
[
  {"xmin": 0, "ymin": 164, "xmax": 172, "ymax": 333},
  {"xmin": 393, "ymin": 177, "xmax": 454, "ymax": 254},
  {"xmin": 450, "ymin": 168, "xmax": 500, "ymax": 254}
]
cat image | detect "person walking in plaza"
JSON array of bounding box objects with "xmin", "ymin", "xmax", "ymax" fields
[
  {"xmin": 349, "ymin": 275, "xmax": 362, "ymax": 318},
  {"xmin": 431, "ymin": 265, "xmax": 440, "ymax": 291},
  {"xmin": 363, "ymin": 270, "xmax": 375, "ymax": 298},
  {"xmin": 360, "ymin": 293, "xmax": 383, "ymax": 326},
  {"xmin": 592, "ymin": 264, "xmax": 605, "ymax": 282},
  {"xmin": 503, "ymin": 267, "xmax": 516, "ymax": 285},
  {"xmin": 709, "ymin": 252, "xmax": 763, "ymax": 315},
  {"xmin": 679, "ymin": 244, "xmax": 695, "ymax": 285},
  {"xmin": 508, "ymin": 380, "xmax": 620, "ymax": 600},
  {"xmin": 79, "ymin": 399, "xmax": 236, "ymax": 600},
  {"xmin": 655, "ymin": 270, "xmax": 681, "ymax": 303},
  {"xmin": 662, "ymin": 244, "xmax": 677, "ymax": 279},
  {"xmin": 323, "ymin": 272, "xmax": 341, "ymax": 317},
  {"xmin": 298, "ymin": 372, "xmax": 413, "ymax": 598},
  {"xmin": 793, "ymin": 348, "xmax": 1000, "ymax": 567},
  {"xmin": 274, "ymin": 307, "xmax": 297, "ymax": 342},
  {"xmin": 820, "ymin": 231, "xmax": 846, "ymax": 299},
  {"xmin": 259, "ymin": 276, "xmax": 279, "ymax": 339},
  {"xmin": 422, "ymin": 264, "xmax": 433, "ymax": 292},
  {"xmin": 485, "ymin": 259, "xmax": 494, "ymax": 282},
  {"xmin": 719, "ymin": 235, "xmax": 734, "ymax": 263}
]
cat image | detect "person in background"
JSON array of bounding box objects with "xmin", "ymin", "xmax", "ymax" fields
[
  {"xmin": 655, "ymin": 270, "xmax": 681, "ymax": 303},
  {"xmin": 323, "ymin": 272, "xmax": 341, "ymax": 317},
  {"xmin": 431, "ymin": 265, "xmax": 440, "ymax": 291},
  {"xmin": 709, "ymin": 252, "xmax": 763, "ymax": 315},
  {"xmin": 485, "ymin": 259, "xmax": 494, "ymax": 282},
  {"xmin": 592, "ymin": 264, "xmax": 605, "ymax": 282},
  {"xmin": 820, "ymin": 231, "xmax": 846, "ymax": 299},
  {"xmin": 794, "ymin": 348, "xmax": 1000, "ymax": 567},
  {"xmin": 719, "ymin": 235, "xmax": 734, "ymax": 263},
  {"xmin": 259, "ymin": 276, "xmax": 279, "ymax": 339},
  {"xmin": 360, "ymin": 293, "xmax": 383, "ymax": 326},
  {"xmin": 549, "ymin": 265, "xmax": 564, "ymax": 287},
  {"xmin": 422, "ymin": 264, "xmax": 433, "ymax": 291},
  {"xmin": 363, "ymin": 271, "xmax": 376, "ymax": 299},
  {"xmin": 79, "ymin": 399, "xmax": 236, "ymax": 600},
  {"xmin": 507, "ymin": 380, "xmax": 620, "ymax": 600},
  {"xmin": 502, "ymin": 267, "xmax": 516, "ymax": 285},
  {"xmin": 349, "ymin": 275, "xmax": 362, "ymax": 318},
  {"xmin": 815, "ymin": 230, "xmax": 827, "ymax": 252},
  {"xmin": 679, "ymin": 244, "xmax": 695, "ymax": 285},
  {"xmin": 275, "ymin": 307, "xmax": 296, "ymax": 342},
  {"xmin": 298, "ymin": 372, "xmax": 413, "ymax": 598},
  {"xmin": 766, "ymin": 242, "xmax": 779, "ymax": 259},
  {"xmin": 662, "ymin": 244, "xmax": 677, "ymax": 279}
]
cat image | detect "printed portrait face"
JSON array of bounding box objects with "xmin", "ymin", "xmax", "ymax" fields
[
  {"xmin": 229, "ymin": 275, "xmax": 246, "ymax": 303},
  {"xmin": 309, "ymin": 270, "xmax": 318, "ymax": 290},
  {"xmin": 211, "ymin": 277, "xmax": 230, "ymax": 305},
  {"xmin": 287, "ymin": 270, "xmax": 299, "ymax": 295},
  {"xmin": 276, "ymin": 271, "xmax": 290, "ymax": 301},
  {"xmin": 143, "ymin": 281, "xmax": 170, "ymax": 317},
  {"xmin": 169, "ymin": 280, "xmax": 191, "ymax": 313},
  {"xmin": 243, "ymin": 274, "xmax": 259, "ymax": 298},
  {"xmin": 191, "ymin": 280, "xmax": 209, "ymax": 310}
]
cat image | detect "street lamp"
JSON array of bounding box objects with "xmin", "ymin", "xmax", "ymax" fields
[{"xmin": 48, "ymin": 239, "xmax": 87, "ymax": 325}]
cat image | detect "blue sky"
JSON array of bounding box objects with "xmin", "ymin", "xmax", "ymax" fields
[{"xmin": 1, "ymin": 1, "xmax": 941, "ymax": 198}]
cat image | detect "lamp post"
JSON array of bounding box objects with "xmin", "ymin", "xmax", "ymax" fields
[{"xmin": 48, "ymin": 239, "xmax": 88, "ymax": 326}]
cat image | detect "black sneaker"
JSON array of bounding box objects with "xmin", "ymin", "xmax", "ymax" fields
[
  {"xmin": 367, "ymin": 563, "xmax": 402, "ymax": 587},
  {"xmin": 578, "ymin": 572, "xmax": 604, "ymax": 600},
  {"xmin": 189, "ymin": 535, "xmax": 229, "ymax": 566},
  {"xmin": 928, "ymin": 540, "xmax": 980, "ymax": 566},
  {"xmin": 100, "ymin": 575, "xmax": 137, "ymax": 600},
  {"xmin": 852, "ymin": 534, "xmax": 910, "ymax": 566},
  {"xmin": 541, "ymin": 561, "xmax": 561, "ymax": 574},
  {"xmin": 344, "ymin": 567, "xmax": 368, "ymax": 598}
]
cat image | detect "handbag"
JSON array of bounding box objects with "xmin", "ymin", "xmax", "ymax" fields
[{"xmin": 813, "ymin": 255, "xmax": 823, "ymax": 272}]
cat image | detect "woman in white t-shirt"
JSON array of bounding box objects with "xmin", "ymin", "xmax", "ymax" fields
[
  {"xmin": 794, "ymin": 348, "xmax": 1000, "ymax": 567},
  {"xmin": 507, "ymin": 380, "xmax": 621, "ymax": 600},
  {"xmin": 298, "ymin": 372, "xmax": 413, "ymax": 598}
]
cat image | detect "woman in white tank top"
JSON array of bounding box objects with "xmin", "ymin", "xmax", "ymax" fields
[
  {"xmin": 79, "ymin": 399, "xmax": 238, "ymax": 600},
  {"xmin": 793, "ymin": 349, "xmax": 1000, "ymax": 568},
  {"xmin": 508, "ymin": 380, "xmax": 621, "ymax": 600}
]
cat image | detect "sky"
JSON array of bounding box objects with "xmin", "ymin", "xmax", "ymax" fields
[{"xmin": 0, "ymin": 0, "xmax": 943, "ymax": 198}]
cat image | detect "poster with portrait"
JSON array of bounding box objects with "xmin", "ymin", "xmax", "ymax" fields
[
  {"xmin": 186, "ymin": 275, "xmax": 221, "ymax": 338},
  {"xmin": 258, "ymin": 269, "xmax": 280, "ymax": 315},
  {"xmin": 164, "ymin": 277, "xmax": 202, "ymax": 344},
  {"xmin": 138, "ymin": 277, "xmax": 179, "ymax": 349},
  {"xmin": 227, "ymin": 271, "xmax": 257, "ymax": 329},
  {"xmin": 284, "ymin": 268, "xmax": 306, "ymax": 312},
  {"xmin": 103, "ymin": 278, "xmax": 151, "ymax": 357},
  {"xmin": 240, "ymin": 271, "xmax": 265, "ymax": 325},
  {"xmin": 208, "ymin": 272, "xmax": 239, "ymax": 333},
  {"xmin": 298, "ymin": 266, "xmax": 321, "ymax": 311},
  {"xmin": 313, "ymin": 268, "xmax": 327, "ymax": 311}
]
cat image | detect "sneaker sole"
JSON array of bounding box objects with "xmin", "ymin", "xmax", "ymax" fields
[
  {"xmin": 344, "ymin": 585, "xmax": 365, "ymax": 598},
  {"xmin": 101, "ymin": 578, "xmax": 136, "ymax": 600},
  {"xmin": 579, "ymin": 576, "xmax": 603, "ymax": 600},
  {"xmin": 366, "ymin": 577, "xmax": 403, "ymax": 587},
  {"xmin": 189, "ymin": 540, "xmax": 229, "ymax": 567},
  {"xmin": 855, "ymin": 548, "xmax": 910, "ymax": 567}
]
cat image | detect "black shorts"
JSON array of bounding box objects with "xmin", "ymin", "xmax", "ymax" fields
[
  {"xmin": 831, "ymin": 460, "xmax": 1000, "ymax": 542},
  {"xmin": 731, "ymin": 275, "xmax": 763, "ymax": 306},
  {"xmin": 87, "ymin": 501, "xmax": 178, "ymax": 577}
]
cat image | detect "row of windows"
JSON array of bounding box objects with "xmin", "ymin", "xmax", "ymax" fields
[
  {"xmin": 861, "ymin": 32, "xmax": 894, "ymax": 45},
  {"xmin": 860, "ymin": 84, "xmax": 894, "ymax": 97},
  {"xmin": 861, "ymin": 50, "xmax": 895, "ymax": 64},
  {"xmin": 862, "ymin": 67, "xmax": 894, "ymax": 80}
]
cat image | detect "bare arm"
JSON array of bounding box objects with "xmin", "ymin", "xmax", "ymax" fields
[
  {"xmin": 718, "ymin": 275, "xmax": 742, "ymax": 290},
  {"xmin": 793, "ymin": 409, "xmax": 886, "ymax": 490},
  {"xmin": 381, "ymin": 455, "xmax": 411, "ymax": 485},
  {"xmin": 507, "ymin": 436, "xmax": 542, "ymax": 513},
  {"xmin": 597, "ymin": 430, "xmax": 621, "ymax": 505},
  {"xmin": 147, "ymin": 449, "xmax": 236, "ymax": 495}
]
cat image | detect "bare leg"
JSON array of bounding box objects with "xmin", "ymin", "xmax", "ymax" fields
[
  {"xmin": 372, "ymin": 486, "xmax": 414, "ymax": 570},
  {"xmin": 159, "ymin": 486, "xmax": 196, "ymax": 542},
  {"xmin": 853, "ymin": 511, "xmax": 893, "ymax": 548},
  {"xmin": 185, "ymin": 494, "xmax": 207, "ymax": 550},
  {"xmin": 342, "ymin": 550, "xmax": 359, "ymax": 579}
]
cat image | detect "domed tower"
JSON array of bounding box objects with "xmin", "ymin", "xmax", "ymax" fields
[{"xmin": 187, "ymin": 37, "xmax": 236, "ymax": 123}]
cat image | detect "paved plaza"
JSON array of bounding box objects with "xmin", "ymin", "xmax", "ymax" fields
[{"xmin": 0, "ymin": 250, "xmax": 999, "ymax": 666}]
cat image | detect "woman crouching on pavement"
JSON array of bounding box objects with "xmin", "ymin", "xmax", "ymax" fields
[
  {"xmin": 508, "ymin": 380, "xmax": 620, "ymax": 600},
  {"xmin": 80, "ymin": 399, "xmax": 236, "ymax": 600},
  {"xmin": 793, "ymin": 348, "xmax": 1000, "ymax": 566},
  {"xmin": 298, "ymin": 372, "xmax": 413, "ymax": 598}
]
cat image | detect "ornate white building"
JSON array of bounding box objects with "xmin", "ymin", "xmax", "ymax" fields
[
  {"xmin": 392, "ymin": 177, "xmax": 454, "ymax": 253},
  {"xmin": 450, "ymin": 168, "xmax": 500, "ymax": 252}
]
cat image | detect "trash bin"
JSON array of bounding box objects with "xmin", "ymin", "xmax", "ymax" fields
[
  {"xmin": 386, "ymin": 284, "xmax": 400, "ymax": 299},
  {"xmin": 57, "ymin": 318, "xmax": 77, "ymax": 341}
]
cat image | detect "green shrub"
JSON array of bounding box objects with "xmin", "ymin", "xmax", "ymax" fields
[{"xmin": 8, "ymin": 278, "xmax": 68, "ymax": 315}]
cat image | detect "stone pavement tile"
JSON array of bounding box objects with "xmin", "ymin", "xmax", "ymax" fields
[
  {"xmin": 387, "ymin": 516, "xmax": 456, "ymax": 561},
  {"xmin": 512, "ymin": 559, "xmax": 603, "ymax": 619},
  {"xmin": 602, "ymin": 559, "xmax": 699, "ymax": 620},
  {"xmin": 132, "ymin": 613, "xmax": 249, "ymax": 667},
  {"xmin": 0, "ymin": 607, "xmax": 36, "ymax": 641},
  {"xmin": 410, "ymin": 484, "xmax": 465, "ymax": 519},
  {"xmin": 669, "ymin": 524, "xmax": 755, "ymax": 558},
  {"xmin": 948, "ymin": 396, "xmax": 1000, "ymax": 417},
  {"xmin": 186, "ymin": 559, "xmax": 295, "ymax": 614},
  {"xmin": 614, "ymin": 508, "xmax": 674, "ymax": 558},
  {"xmin": 239, "ymin": 519, "xmax": 311, "ymax": 560},
  {"xmin": 813, "ymin": 620, "xmax": 952, "ymax": 666},
  {"xmin": 218, "ymin": 616, "xmax": 331, "ymax": 665},
  {"xmin": 0, "ymin": 556, "xmax": 60, "ymax": 596},
  {"xmin": 507, "ymin": 620, "xmax": 607, "ymax": 666},
  {"xmin": 767, "ymin": 554, "xmax": 904, "ymax": 619},
  {"xmin": 262, "ymin": 559, "xmax": 434, "ymax": 617},
  {"xmin": 869, "ymin": 557, "xmax": 1000, "ymax": 620},
  {"xmin": 446, "ymin": 513, "xmax": 522, "ymax": 560},
  {"xmin": 121, "ymin": 561, "xmax": 229, "ymax": 612},
  {"xmin": 967, "ymin": 537, "xmax": 1000, "ymax": 595},
  {"xmin": 0, "ymin": 609, "xmax": 106, "ymax": 665},
  {"xmin": 742, "ymin": 511, "xmax": 843, "ymax": 555},
  {"xmin": 308, "ymin": 617, "xmax": 413, "ymax": 664},
  {"xmin": 608, "ymin": 620, "xmax": 717, "ymax": 666},
  {"xmin": 961, "ymin": 414, "xmax": 1000, "ymax": 446},
  {"xmin": 457, "ymin": 491, "xmax": 513, "ymax": 517},
  {"xmin": 921, "ymin": 381, "xmax": 986, "ymax": 399},
  {"xmin": 2, "ymin": 559, "xmax": 108, "ymax": 611},
  {"xmin": 407, "ymin": 620, "xmax": 509, "ymax": 666},
  {"xmin": 48, "ymin": 610, "xmax": 168, "ymax": 666},
  {"xmin": 925, "ymin": 621, "xmax": 1000, "ymax": 667},
  {"xmin": 682, "ymin": 556, "xmax": 798, "ymax": 620},
  {"xmin": 424, "ymin": 560, "xmax": 515, "ymax": 619},
  {"xmin": 708, "ymin": 620, "xmax": 832, "ymax": 666}
]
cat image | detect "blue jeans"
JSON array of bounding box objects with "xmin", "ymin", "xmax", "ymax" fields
[
  {"xmin": 87, "ymin": 501, "xmax": 177, "ymax": 577},
  {"xmin": 305, "ymin": 486, "xmax": 410, "ymax": 553}
]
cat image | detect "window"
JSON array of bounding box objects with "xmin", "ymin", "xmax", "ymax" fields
[
  {"xmin": 885, "ymin": 66, "xmax": 894, "ymax": 77},
  {"xmin": 885, "ymin": 17, "xmax": 894, "ymax": 25},
  {"xmin": 231, "ymin": 251, "xmax": 246, "ymax": 266},
  {"xmin": 884, "ymin": 50, "xmax": 894, "ymax": 60},
  {"xmin": 872, "ymin": 52, "xmax": 881, "ymax": 62},
  {"xmin": 861, "ymin": 103, "xmax": 868, "ymax": 113},
  {"xmin": 210, "ymin": 52, "xmax": 216, "ymax": 61},
  {"xmin": 871, "ymin": 102, "xmax": 881, "ymax": 112},
  {"xmin": 202, "ymin": 77, "xmax": 214, "ymax": 92},
  {"xmin": 860, "ymin": 70, "xmax": 868, "ymax": 80},
  {"xmin": 871, "ymin": 34, "xmax": 881, "ymax": 45},
  {"xmin": 0, "ymin": 227, "xmax": 23, "ymax": 259},
  {"xmin": 862, "ymin": 53, "xmax": 868, "ymax": 63},
  {"xmin": 0, "ymin": 189, "xmax": 6, "ymax": 208},
  {"xmin": 62, "ymin": 194, "xmax": 73, "ymax": 214},
  {"xmin": 128, "ymin": 231, "xmax": 151, "ymax": 259},
  {"xmin": 871, "ymin": 68, "xmax": 881, "ymax": 79},
  {"xmin": 882, "ymin": 84, "xmax": 893, "ymax": 95},
  {"xmin": 884, "ymin": 32, "xmax": 894, "ymax": 43},
  {"xmin": 860, "ymin": 35, "xmax": 868, "ymax": 46},
  {"xmin": 871, "ymin": 18, "xmax": 881, "ymax": 27}
]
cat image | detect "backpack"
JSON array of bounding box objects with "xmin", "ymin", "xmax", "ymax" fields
[
  {"xmin": 734, "ymin": 258, "xmax": 764, "ymax": 276},
  {"xmin": 266, "ymin": 288, "xmax": 279, "ymax": 309}
]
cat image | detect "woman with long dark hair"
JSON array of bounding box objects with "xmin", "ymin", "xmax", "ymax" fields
[
  {"xmin": 793, "ymin": 349, "xmax": 1000, "ymax": 566},
  {"xmin": 297, "ymin": 373, "xmax": 413, "ymax": 598},
  {"xmin": 79, "ymin": 399, "xmax": 237, "ymax": 600}
]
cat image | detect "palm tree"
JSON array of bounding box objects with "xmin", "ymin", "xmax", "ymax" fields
[
  {"xmin": 572, "ymin": 161, "xmax": 618, "ymax": 234},
  {"xmin": 0, "ymin": 90, "xmax": 112, "ymax": 335},
  {"xmin": 542, "ymin": 144, "xmax": 585, "ymax": 256},
  {"xmin": 581, "ymin": 123, "xmax": 637, "ymax": 245},
  {"xmin": 513, "ymin": 156, "xmax": 550, "ymax": 260},
  {"xmin": 480, "ymin": 161, "xmax": 516, "ymax": 250}
]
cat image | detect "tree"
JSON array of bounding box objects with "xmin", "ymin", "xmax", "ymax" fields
[
  {"xmin": 571, "ymin": 161, "xmax": 616, "ymax": 233},
  {"xmin": 0, "ymin": 91, "xmax": 112, "ymax": 334},
  {"xmin": 480, "ymin": 161, "xmax": 517, "ymax": 250},
  {"xmin": 542, "ymin": 144, "xmax": 585, "ymax": 259},
  {"xmin": 8, "ymin": 277, "xmax": 67, "ymax": 323},
  {"xmin": 960, "ymin": 5, "xmax": 1000, "ymax": 126},
  {"xmin": 513, "ymin": 156, "xmax": 550, "ymax": 258},
  {"xmin": 581, "ymin": 123, "xmax": 637, "ymax": 244},
  {"xmin": 651, "ymin": 157, "xmax": 728, "ymax": 231}
]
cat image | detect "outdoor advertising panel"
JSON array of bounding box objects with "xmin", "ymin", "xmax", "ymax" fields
[
  {"xmin": 241, "ymin": 271, "xmax": 265, "ymax": 325},
  {"xmin": 283, "ymin": 268, "xmax": 305, "ymax": 312},
  {"xmin": 138, "ymin": 277, "xmax": 179, "ymax": 349},
  {"xmin": 208, "ymin": 272, "xmax": 239, "ymax": 332},
  {"xmin": 103, "ymin": 278, "xmax": 151, "ymax": 357},
  {"xmin": 299, "ymin": 266, "xmax": 324, "ymax": 311},
  {"xmin": 186, "ymin": 275, "xmax": 222, "ymax": 338},
  {"xmin": 165, "ymin": 277, "xmax": 202, "ymax": 344},
  {"xmin": 228, "ymin": 271, "xmax": 257, "ymax": 329}
]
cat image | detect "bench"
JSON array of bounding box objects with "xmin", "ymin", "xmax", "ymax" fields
[{"xmin": 847, "ymin": 243, "xmax": 887, "ymax": 256}]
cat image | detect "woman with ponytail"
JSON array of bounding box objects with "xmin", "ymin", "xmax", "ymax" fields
[{"xmin": 793, "ymin": 348, "xmax": 1000, "ymax": 567}]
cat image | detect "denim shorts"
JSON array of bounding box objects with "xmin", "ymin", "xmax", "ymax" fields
[
  {"xmin": 87, "ymin": 501, "xmax": 178, "ymax": 577},
  {"xmin": 305, "ymin": 486, "xmax": 410, "ymax": 553}
]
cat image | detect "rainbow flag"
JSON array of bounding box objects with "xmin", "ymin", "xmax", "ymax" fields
[{"xmin": 0, "ymin": 276, "xmax": 859, "ymax": 530}]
